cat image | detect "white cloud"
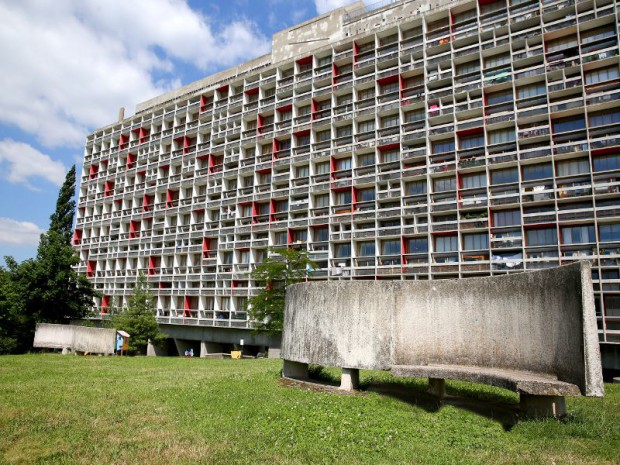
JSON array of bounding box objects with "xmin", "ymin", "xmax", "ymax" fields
[
  {"xmin": 0, "ymin": 139, "xmax": 66, "ymax": 188},
  {"xmin": 0, "ymin": 0, "xmax": 270, "ymax": 148},
  {"xmin": 0, "ymin": 217, "xmax": 44, "ymax": 247},
  {"xmin": 314, "ymin": 0, "xmax": 357, "ymax": 14}
]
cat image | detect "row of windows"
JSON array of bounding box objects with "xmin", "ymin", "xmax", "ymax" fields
[{"xmin": 326, "ymin": 223, "xmax": 620, "ymax": 257}]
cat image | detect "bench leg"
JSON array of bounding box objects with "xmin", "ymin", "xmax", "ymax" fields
[
  {"xmin": 428, "ymin": 378, "xmax": 446, "ymax": 399},
  {"xmin": 520, "ymin": 394, "xmax": 567, "ymax": 419},
  {"xmin": 340, "ymin": 368, "xmax": 360, "ymax": 391},
  {"xmin": 282, "ymin": 360, "xmax": 308, "ymax": 380}
]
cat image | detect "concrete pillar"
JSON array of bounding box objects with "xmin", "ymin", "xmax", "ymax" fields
[
  {"xmin": 200, "ymin": 341, "xmax": 224, "ymax": 358},
  {"xmin": 340, "ymin": 368, "xmax": 360, "ymax": 391},
  {"xmin": 520, "ymin": 394, "xmax": 567, "ymax": 419},
  {"xmin": 173, "ymin": 339, "xmax": 194, "ymax": 357},
  {"xmin": 147, "ymin": 340, "xmax": 167, "ymax": 357},
  {"xmin": 268, "ymin": 347, "xmax": 281, "ymax": 359},
  {"xmin": 428, "ymin": 378, "xmax": 446, "ymax": 399},
  {"xmin": 282, "ymin": 360, "xmax": 308, "ymax": 379}
]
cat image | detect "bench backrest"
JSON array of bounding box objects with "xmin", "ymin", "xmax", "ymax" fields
[{"xmin": 281, "ymin": 262, "xmax": 603, "ymax": 396}]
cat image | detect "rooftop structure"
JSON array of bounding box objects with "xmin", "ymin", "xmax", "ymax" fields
[{"xmin": 76, "ymin": 0, "xmax": 620, "ymax": 367}]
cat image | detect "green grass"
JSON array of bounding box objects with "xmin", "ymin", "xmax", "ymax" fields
[{"xmin": 0, "ymin": 355, "xmax": 618, "ymax": 465}]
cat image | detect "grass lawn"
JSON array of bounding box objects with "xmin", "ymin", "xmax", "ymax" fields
[{"xmin": 0, "ymin": 355, "xmax": 618, "ymax": 464}]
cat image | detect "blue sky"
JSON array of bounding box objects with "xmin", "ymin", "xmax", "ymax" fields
[{"xmin": 0, "ymin": 0, "xmax": 359, "ymax": 263}]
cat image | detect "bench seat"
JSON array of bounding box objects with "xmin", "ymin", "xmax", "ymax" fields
[{"xmin": 391, "ymin": 364, "xmax": 581, "ymax": 397}]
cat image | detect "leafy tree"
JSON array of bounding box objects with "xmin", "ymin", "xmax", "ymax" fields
[
  {"xmin": 112, "ymin": 273, "xmax": 165, "ymax": 355},
  {"xmin": 28, "ymin": 165, "xmax": 98, "ymax": 323},
  {"xmin": 247, "ymin": 247, "xmax": 316, "ymax": 332}
]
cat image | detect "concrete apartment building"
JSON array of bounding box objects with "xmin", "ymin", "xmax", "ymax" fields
[{"xmin": 75, "ymin": 0, "xmax": 620, "ymax": 368}]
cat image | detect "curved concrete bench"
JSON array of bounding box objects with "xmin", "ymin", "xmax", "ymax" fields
[{"xmin": 281, "ymin": 262, "xmax": 604, "ymax": 418}]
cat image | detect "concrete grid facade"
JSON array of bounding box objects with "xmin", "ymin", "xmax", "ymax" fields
[{"xmin": 76, "ymin": 0, "xmax": 620, "ymax": 364}]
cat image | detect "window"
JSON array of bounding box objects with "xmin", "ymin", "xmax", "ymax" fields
[
  {"xmin": 335, "ymin": 243, "xmax": 351, "ymax": 258},
  {"xmin": 380, "ymin": 81, "xmax": 399, "ymax": 95},
  {"xmin": 435, "ymin": 235, "xmax": 458, "ymax": 252},
  {"xmin": 358, "ymin": 120, "xmax": 375, "ymax": 132},
  {"xmin": 406, "ymin": 180, "xmax": 427, "ymax": 195},
  {"xmin": 358, "ymin": 153, "xmax": 375, "ymax": 166},
  {"xmin": 585, "ymin": 66, "xmax": 619, "ymax": 85},
  {"xmin": 259, "ymin": 172, "xmax": 272, "ymax": 184},
  {"xmin": 486, "ymin": 89, "xmax": 513, "ymax": 106},
  {"xmin": 264, "ymin": 88, "xmax": 276, "ymax": 98},
  {"xmin": 296, "ymin": 165, "xmax": 309, "ymax": 177},
  {"xmin": 406, "ymin": 237, "xmax": 428, "ymax": 253},
  {"xmin": 246, "ymin": 120, "xmax": 257, "ymax": 130},
  {"xmin": 274, "ymin": 200, "xmax": 288, "ymax": 212},
  {"xmin": 493, "ymin": 210, "xmax": 521, "ymax": 227},
  {"xmin": 460, "ymin": 134, "xmax": 484, "ymax": 149},
  {"xmin": 335, "ymin": 158, "xmax": 351, "ymax": 170},
  {"xmin": 314, "ymin": 194, "xmax": 329, "ymax": 208},
  {"xmin": 337, "ymin": 94, "xmax": 352, "ymax": 105},
  {"xmin": 222, "ymin": 252, "xmax": 233, "ymax": 264},
  {"xmin": 381, "ymin": 150, "xmax": 399, "ymax": 163},
  {"xmin": 357, "ymin": 188, "xmax": 375, "ymax": 202},
  {"xmin": 336, "ymin": 126, "xmax": 352, "ymax": 138},
  {"xmin": 315, "ymin": 161, "xmax": 330, "ymax": 174},
  {"xmin": 316, "ymin": 130, "xmax": 331, "ymax": 142},
  {"xmin": 314, "ymin": 227, "xmax": 329, "ymax": 241},
  {"xmin": 552, "ymin": 116, "xmax": 585, "ymax": 133},
  {"xmin": 593, "ymin": 153, "xmax": 620, "ymax": 172},
  {"xmin": 297, "ymin": 134, "xmax": 310, "ymax": 146},
  {"xmin": 317, "ymin": 56, "xmax": 331, "ymax": 67},
  {"xmin": 432, "ymin": 139, "xmax": 455, "ymax": 154},
  {"xmin": 522, "ymin": 163, "xmax": 553, "ymax": 181},
  {"xmin": 589, "ymin": 110, "xmax": 620, "ymax": 127},
  {"xmin": 463, "ymin": 233, "xmax": 489, "ymax": 251},
  {"xmin": 581, "ymin": 25, "xmax": 616, "ymax": 45},
  {"xmin": 491, "ymin": 168, "xmax": 518, "ymax": 184},
  {"xmin": 600, "ymin": 223, "xmax": 620, "ymax": 242},
  {"xmin": 556, "ymin": 159, "xmax": 589, "ymax": 177},
  {"xmin": 291, "ymin": 229, "xmax": 307, "ymax": 242},
  {"xmin": 239, "ymin": 250, "xmax": 250, "ymax": 264},
  {"xmin": 526, "ymin": 228, "xmax": 557, "ymax": 246},
  {"xmin": 517, "ymin": 82, "xmax": 546, "ymax": 99},
  {"xmin": 433, "ymin": 176, "xmax": 456, "ymax": 192},
  {"xmin": 275, "ymin": 231, "xmax": 287, "ymax": 245},
  {"xmin": 358, "ymin": 88, "xmax": 375, "ymax": 100},
  {"xmin": 241, "ymin": 205, "xmax": 252, "ymax": 217},
  {"xmin": 488, "ymin": 128, "xmax": 515, "ymax": 145},
  {"xmin": 546, "ymin": 36, "xmax": 578, "ymax": 53},
  {"xmin": 456, "ymin": 60, "xmax": 480, "ymax": 75},
  {"xmin": 381, "ymin": 114, "xmax": 399, "ymax": 128},
  {"xmin": 461, "ymin": 173, "xmax": 486, "ymax": 189},
  {"xmin": 485, "ymin": 53, "xmax": 510, "ymax": 68},
  {"xmin": 404, "ymin": 109, "xmax": 425, "ymax": 122},
  {"xmin": 381, "ymin": 239, "xmax": 401, "ymax": 255},
  {"xmin": 358, "ymin": 241, "xmax": 375, "ymax": 256},
  {"xmin": 279, "ymin": 110, "xmax": 292, "ymax": 121},
  {"xmin": 561, "ymin": 225, "xmax": 595, "ymax": 244},
  {"xmin": 298, "ymin": 105, "xmax": 311, "ymax": 116},
  {"xmin": 278, "ymin": 139, "xmax": 291, "ymax": 150},
  {"xmin": 256, "ymin": 203, "xmax": 270, "ymax": 215},
  {"xmin": 335, "ymin": 190, "xmax": 352, "ymax": 204},
  {"xmin": 317, "ymin": 100, "xmax": 331, "ymax": 111}
]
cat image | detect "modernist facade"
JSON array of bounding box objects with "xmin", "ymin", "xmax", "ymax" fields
[{"xmin": 76, "ymin": 0, "xmax": 620, "ymax": 365}]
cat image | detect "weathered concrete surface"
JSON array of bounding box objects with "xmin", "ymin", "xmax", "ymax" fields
[
  {"xmin": 282, "ymin": 360, "xmax": 308, "ymax": 379},
  {"xmin": 340, "ymin": 368, "xmax": 360, "ymax": 391},
  {"xmin": 282, "ymin": 280, "xmax": 393, "ymax": 370},
  {"xmin": 33, "ymin": 323, "xmax": 116, "ymax": 355},
  {"xmin": 281, "ymin": 262, "xmax": 604, "ymax": 398}
]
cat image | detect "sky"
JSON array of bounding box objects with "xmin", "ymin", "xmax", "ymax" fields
[{"xmin": 0, "ymin": 0, "xmax": 361, "ymax": 263}]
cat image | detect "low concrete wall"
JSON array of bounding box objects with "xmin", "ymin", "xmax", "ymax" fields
[
  {"xmin": 282, "ymin": 262, "xmax": 603, "ymax": 396},
  {"xmin": 33, "ymin": 324, "xmax": 116, "ymax": 355}
]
